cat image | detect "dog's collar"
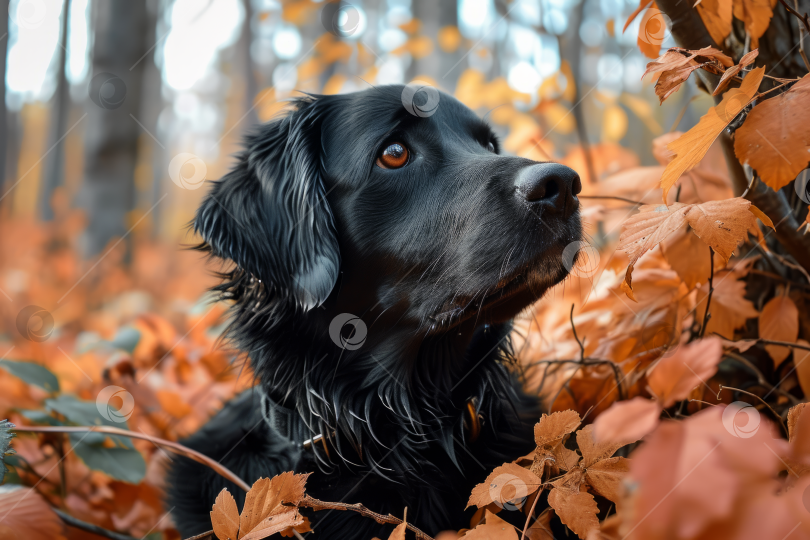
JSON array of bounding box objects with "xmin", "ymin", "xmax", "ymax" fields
[{"xmin": 260, "ymin": 390, "xmax": 483, "ymax": 459}]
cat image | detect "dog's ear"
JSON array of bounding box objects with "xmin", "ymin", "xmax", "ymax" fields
[{"xmin": 195, "ymin": 97, "xmax": 340, "ymax": 310}]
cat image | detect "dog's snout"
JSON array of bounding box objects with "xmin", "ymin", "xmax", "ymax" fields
[{"xmin": 515, "ymin": 163, "xmax": 581, "ymax": 215}]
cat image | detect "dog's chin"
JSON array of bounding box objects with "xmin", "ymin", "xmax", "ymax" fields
[{"xmin": 426, "ymin": 263, "xmax": 571, "ymax": 334}]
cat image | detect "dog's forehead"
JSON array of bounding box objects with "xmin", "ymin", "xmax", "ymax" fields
[{"xmin": 320, "ymin": 85, "xmax": 487, "ymax": 145}]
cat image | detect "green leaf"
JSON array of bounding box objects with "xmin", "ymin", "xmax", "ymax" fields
[
  {"xmin": 45, "ymin": 395, "xmax": 133, "ymax": 448},
  {"xmin": 1, "ymin": 419, "xmax": 16, "ymax": 484},
  {"xmin": 17, "ymin": 409, "xmax": 65, "ymax": 426},
  {"xmin": 69, "ymin": 433, "xmax": 146, "ymax": 484},
  {"xmin": 0, "ymin": 360, "xmax": 59, "ymax": 393},
  {"xmin": 110, "ymin": 327, "xmax": 141, "ymax": 354}
]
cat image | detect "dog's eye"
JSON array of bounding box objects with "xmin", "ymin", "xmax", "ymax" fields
[
  {"xmin": 486, "ymin": 141, "xmax": 495, "ymax": 153},
  {"xmin": 376, "ymin": 143, "xmax": 409, "ymax": 169}
]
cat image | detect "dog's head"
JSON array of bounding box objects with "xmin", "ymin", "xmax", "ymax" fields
[{"xmin": 196, "ymin": 85, "xmax": 581, "ymax": 340}]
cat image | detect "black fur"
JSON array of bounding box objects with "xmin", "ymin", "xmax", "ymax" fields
[{"xmin": 166, "ymin": 85, "xmax": 582, "ymax": 538}]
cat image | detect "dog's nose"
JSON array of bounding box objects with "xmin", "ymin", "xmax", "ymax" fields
[{"xmin": 515, "ymin": 163, "xmax": 581, "ymax": 215}]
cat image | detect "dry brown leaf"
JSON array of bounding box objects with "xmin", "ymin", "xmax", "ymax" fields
[
  {"xmin": 526, "ymin": 508, "xmax": 555, "ymax": 540},
  {"xmin": 212, "ymin": 489, "xmax": 241, "ymax": 540},
  {"xmin": 696, "ymin": 268, "xmax": 759, "ymax": 338},
  {"xmin": 759, "ymin": 294, "xmax": 799, "ymax": 365},
  {"xmin": 239, "ymin": 473, "xmax": 308, "ymax": 539},
  {"xmin": 0, "ymin": 486, "xmax": 67, "ymax": 540},
  {"xmin": 648, "ymin": 337, "xmax": 723, "ymax": 407},
  {"xmin": 696, "ymin": 0, "xmax": 733, "ymax": 44},
  {"xmin": 547, "ymin": 488, "xmax": 600, "ymax": 539},
  {"xmin": 662, "ymin": 228, "xmax": 721, "ymax": 288},
  {"xmin": 240, "ymin": 512, "xmax": 304, "ymax": 540},
  {"xmin": 713, "ymin": 49, "xmax": 759, "ymax": 95},
  {"xmin": 787, "ymin": 402, "xmax": 809, "ymax": 442},
  {"xmin": 637, "ymin": 2, "xmax": 666, "ymax": 59},
  {"xmin": 576, "ymin": 424, "xmax": 637, "ymax": 468},
  {"xmin": 592, "ymin": 396, "xmax": 662, "ymax": 443},
  {"xmin": 388, "ymin": 522, "xmax": 407, "ymax": 540},
  {"xmin": 464, "ymin": 510, "xmax": 519, "ymax": 540},
  {"xmin": 467, "ymin": 463, "xmax": 543, "ymax": 509},
  {"xmin": 624, "ymin": 0, "xmax": 654, "ymax": 33},
  {"xmin": 735, "ymin": 75, "xmax": 810, "ymax": 191},
  {"xmin": 535, "ymin": 410, "xmax": 582, "ymax": 447},
  {"xmin": 643, "ymin": 47, "xmax": 732, "ymax": 104},
  {"xmin": 584, "ymin": 456, "xmax": 630, "ymax": 504},
  {"xmin": 793, "ymin": 341, "xmax": 810, "ymax": 398},
  {"xmin": 660, "ymin": 67, "xmax": 764, "ymax": 202},
  {"xmin": 618, "ymin": 198, "xmax": 763, "ymax": 296},
  {"xmin": 732, "ymin": 0, "xmax": 777, "ymax": 47}
]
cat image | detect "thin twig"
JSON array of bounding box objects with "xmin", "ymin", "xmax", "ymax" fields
[
  {"xmin": 699, "ymin": 247, "xmax": 715, "ymax": 338},
  {"xmin": 12, "ymin": 425, "xmax": 251, "ymax": 492},
  {"xmin": 520, "ymin": 489, "xmax": 543, "ymax": 540},
  {"xmin": 300, "ymin": 497, "xmax": 434, "ymax": 540},
  {"xmin": 578, "ymin": 195, "xmax": 646, "ymax": 205},
  {"xmin": 571, "ymin": 304, "xmax": 585, "ymax": 361},
  {"xmin": 689, "ymin": 399, "xmax": 719, "ymax": 408},
  {"xmin": 716, "ymin": 386, "xmax": 789, "ymax": 438},
  {"xmin": 55, "ymin": 509, "xmax": 137, "ymax": 540}
]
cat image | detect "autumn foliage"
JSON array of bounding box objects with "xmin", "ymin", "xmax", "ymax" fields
[{"xmin": 2, "ymin": 0, "xmax": 810, "ymax": 538}]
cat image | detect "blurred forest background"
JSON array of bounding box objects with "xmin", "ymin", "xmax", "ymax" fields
[{"xmin": 2, "ymin": 0, "xmax": 810, "ymax": 538}]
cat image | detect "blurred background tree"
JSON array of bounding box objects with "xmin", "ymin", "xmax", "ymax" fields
[{"xmin": 0, "ymin": 0, "xmax": 714, "ymax": 257}]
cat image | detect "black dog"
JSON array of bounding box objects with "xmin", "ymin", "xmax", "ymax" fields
[{"xmin": 166, "ymin": 84, "xmax": 582, "ymax": 538}]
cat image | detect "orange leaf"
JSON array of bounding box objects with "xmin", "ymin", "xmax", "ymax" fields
[
  {"xmin": 584, "ymin": 456, "xmax": 631, "ymax": 504},
  {"xmin": 534, "ymin": 410, "xmax": 581, "ymax": 447},
  {"xmin": 212, "ymin": 489, "xmax": 240, "ymax": 540},
  {"xmin": 660, "ymin": 67, "xmax": 764, "ymax": 202},
  {"xmin": 240, "ymin": 512, "xmax": 304, "ymax": 540},
  {"xmin": 732, "ymin": 0, "xmax": 777, "ymax": 47},
  {"xmin": 239, "ymin": 473, "xmax": 308, "ymax": 539},
  {"xmin": 0, "ymin": 486, "xmax": 67, "ymax": 540},
  {"xmin": 696, "ymin": 0, "xmax": 733, "ymax": 44},
  {"xmin": 438, "ymin": 26, "xmax": 462, "ymax": 53},
  {"xmin": 759, "ymin": 294, "xmax": 799, "ymax": 365},
  {"xmin": 624, "ymin": 0, "xmax": 654, "ymax": 33},
  {"xmin": 713, "ymin": 49, "xmax": 759, "ymax": 96},
  {"xmin": 794, "ymin": 341, "xmax": 810, "ymax": 400},
  {"xmin": 734, "ymin": 75, "xmax": 810, "ymax": 191},
  {"xmin": 467, "ymin": 463, "xmax": 543, "ymax": 509},
  {"xmin": 547, "ymin": 488, "xmax": 600, "ymax": 539},
  {"xmin": 696, "ymin": 267, "xmax": 759, "ymax": 338},
  {"xmin": 575, "ymin": 424, "xmax": 636, "ymax": 468},
  {"xmin": 464, "ymin": 510, "xmax": 519, "ymax": 539},
  {"xmin": 593, "ymin": 396, "xmax": 662, "ymax": 443},
  {"xmin": 648, "ymin": 337, "xmax": 724, "ymax": 407},
  {"xmin": 637, "ymin": 3, "xmax": 668, "ymax": 59},
  {"xmin": 388, "ymin": 522, "xmax": 407, "ymax": 540}
]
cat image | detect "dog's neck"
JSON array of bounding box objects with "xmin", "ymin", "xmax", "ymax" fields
[{"xmin": 216, "ymin": 269, "xmax": 525, "ymax": 480}]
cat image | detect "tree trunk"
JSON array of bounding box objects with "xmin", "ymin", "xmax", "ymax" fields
[
  {"xmin": 39, "ymin": 0, "xmax": 71, "ymax": 221},
  {"xmin": 77, "ymin": 0, "xmax": 150, "ymax": 258}
]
